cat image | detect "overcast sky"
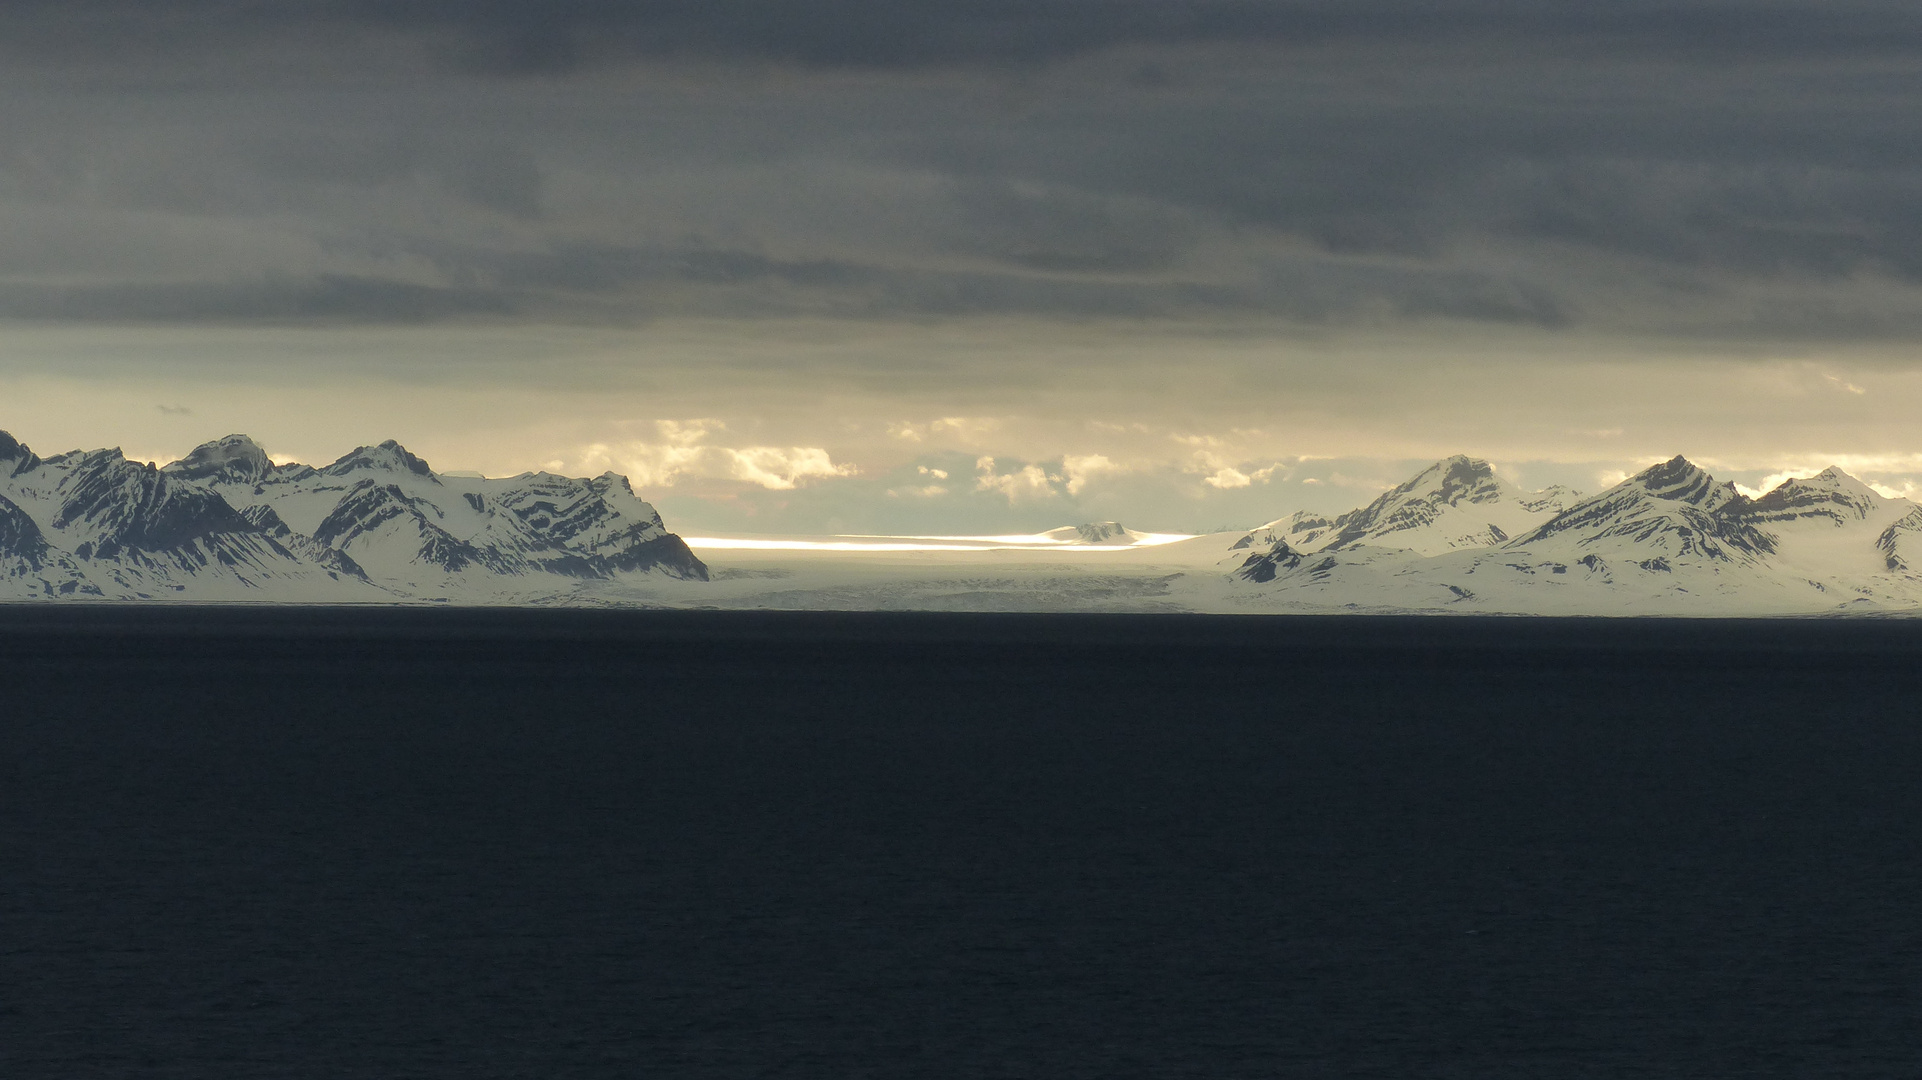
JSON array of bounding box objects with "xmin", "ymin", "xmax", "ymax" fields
[{"xmin": 5, "ymin": 1, "xmax": 1922, "ymax": 532}]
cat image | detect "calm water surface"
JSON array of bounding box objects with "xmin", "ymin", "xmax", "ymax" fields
[{"xmin": 2, "ymin": 608, "xmax": 1920, "ymax": 1078}]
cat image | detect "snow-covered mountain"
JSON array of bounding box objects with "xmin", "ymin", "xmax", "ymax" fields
[
  {"xmin": 0, "ymin": 429, "xmax": 705, "ymax": 602},
  {"xmin": 1238, "ymin": 456, "xmax": 1577, "ymax": 558},
  {"xmin": 1231, "ymin": 456, "xmax": 1922, "ymax": 614},
  {"xmin": 1506, "ymin": 455, "xmax": 1774, "ymax": 567}
]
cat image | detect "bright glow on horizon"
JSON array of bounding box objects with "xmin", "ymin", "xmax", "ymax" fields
[
  {"xmin": 683, "ymin": 532, "xmax": 1199, "ymax": 552},
  {"xmin": 843, "ymin": 532, "xmax": 1198, "ymax": 547}
]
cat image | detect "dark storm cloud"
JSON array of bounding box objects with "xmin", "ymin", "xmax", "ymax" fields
[
  {"xmin": 10, "ymin": 1, "xmax": 1922, "ymax": 73},
  {"xmin": 339, "ymin": 0, "xmax": 1922, "ymax": 74},
  {"xmin": 0, "ymin": 276, "xmax": 512, "ymax": 323},
  {"xmin": 5, "ymin": 1, "xmax": 1922, "ymax": 340}
]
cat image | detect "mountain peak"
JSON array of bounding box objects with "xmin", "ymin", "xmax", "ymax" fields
[
  {"xmin": 163, "ymin": 434, "xmax": 272, "ymax": 484},
  {"xmin": 1628, "ymin": 456, "xmax": 1740, "ymax": 511},
  {"xmin": 1745, "ymin": 466, "xmax": 1884, "ymax": 525},
  {"xmin": 1280, "ymin": 455, "xmax": 1562, "ymax": 556},
  {"xmin": 1404, "ymin": 456, "xmax": 1496, "ymax": 498},
  {"xmin": 322, "ymin": 440, "xmax": 435, "ymax": 479},
  {"xmin": 0, "ymin": 429, "xmax": 39, "ymax": 476},
  {"xmin": 1796, "ymin": 466, "xmax": 1880, "ymax": 499},
  {"xmin": 1514, "ymin": 455, "xmax": 1773, "ymax": 560},
  {"xmin": 1636, "ymin": 454, "xmax": 1703, "ymax": 482}
]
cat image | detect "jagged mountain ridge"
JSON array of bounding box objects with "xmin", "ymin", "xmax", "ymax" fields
[
  {"xmin": 0, "ymin": 429, "xmax": 706, "ymax": 601},
  {"xmin": 1232, "ymin": 455, "xmax": 1922, "ymax": 613},
  {"xmin": 2, "ymin": 435, "xmax": 337, "ymax": 599},
  {"xmin": 1744, "ymin": 466, "xmax": 1884, "ymax": 526},
  {"xmin": 1510, "ymin": 456, "xmax": 1776, "ymax": 564},
  {"xmin": 1240, "ymin": 455, "xmax": 1578, "ymax": 558}
]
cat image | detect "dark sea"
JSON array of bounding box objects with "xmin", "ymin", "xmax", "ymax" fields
[{"xmin": 3, "ymin": 608, "xmax": 1921, "ymax": 1078}]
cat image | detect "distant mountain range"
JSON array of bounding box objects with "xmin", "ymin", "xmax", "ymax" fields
[
  {"xmin": 1228, "ymin": 455, "xmax": 1922, "ymax": 614},
  {"xmin": 6, "ymin": 429, "xmax": 1920, "ymax": 614},
  {"xmin": 0, "ymin": 430, "xmax": 706, "ymax": 602}
]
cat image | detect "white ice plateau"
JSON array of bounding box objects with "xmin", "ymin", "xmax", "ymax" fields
[{"xmin": 4, "ymin": 431, "xmax": 1920, "ymax": 614}]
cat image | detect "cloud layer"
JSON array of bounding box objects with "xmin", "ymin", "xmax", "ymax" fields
[
  {"xmin": 4, "ymin": 1, "xmax": 1922, "ymax": 339},
  {"xmin": 4, "ymin": 3, "xmax": 1922, "ymax": 533}
]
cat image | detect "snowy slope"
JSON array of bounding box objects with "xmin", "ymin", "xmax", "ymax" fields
[
  {"xmin": 1732, "ymin": 467, "xmax": 1914, "ymax": 584},
  {"xmin": 1880, "ymin": 508, "xmax": 1922, "ymax": 573}
]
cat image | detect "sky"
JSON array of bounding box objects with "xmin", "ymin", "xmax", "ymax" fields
[{"xmin": 5, "ymin": 0, "xmax": 1922, "ymax": 534}]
